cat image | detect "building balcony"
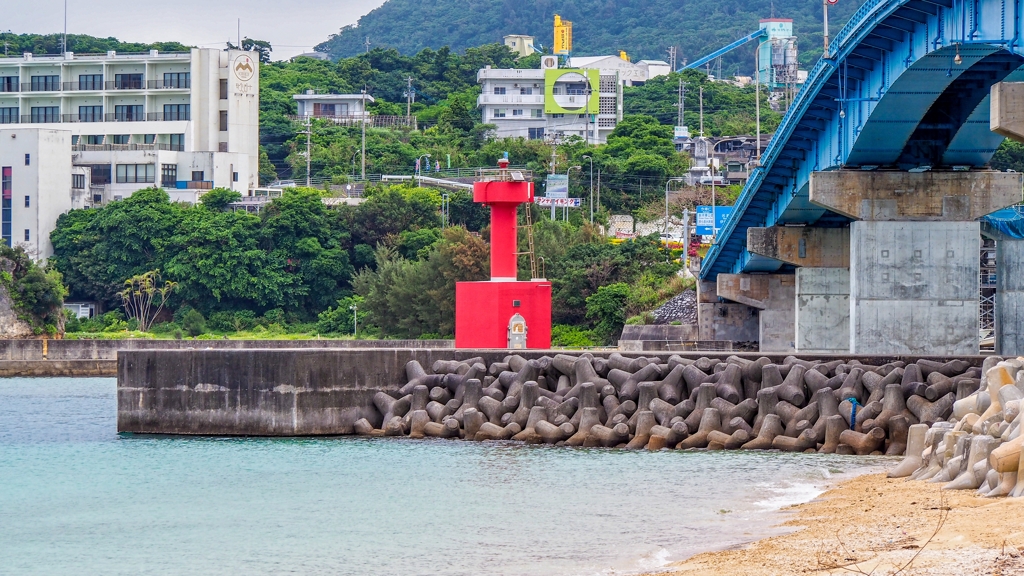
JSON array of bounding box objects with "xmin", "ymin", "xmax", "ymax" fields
[
  {"xmin": 73, "ymin": 143, "xmax": 184, "ymax": 152},
  {"xmin": 146, "ymin": 112, "xmax": 190, "ymax": 121},
  {"xmin": 62, "ymin": 113, "xmax": 105, "ymax": 123},
  {"xmin": 476, "ymin": 94, "xmax": 544, "ymax": 106},
  {"xmin": 26, "ymin": 83, "xmax": 61, "ymax": 92},
  {"xmin": 105, "ymin": 80, "xmax": 145, "ymax": 90},
  {"xmin": 20, "ymin": 114, "xmax": 60, "ymax": 124},
  {"xmin": 176, "ymin": 181, "xmax": 213, "ymax": 190},
  {"xmin": 104, "ymin": 113, "xmax": 147, "ymax": 122},
  {"xmin": 0, "ymin": 84, "xmax": 19, "ymax": 93},
  {"xmin": 476, "ymin": 68, "xmax": 544, "ymax": 82},
  {"xmin": 147, "ymin": 79, "xmax": 190, "ymax": 89},
  {"xmin": 62, "ymin": 81, "xmax": 104, "ymax": 91}
]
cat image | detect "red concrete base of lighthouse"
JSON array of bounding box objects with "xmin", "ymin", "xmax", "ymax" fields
[{"xmin": 455, "ymin": 280, "xmax": 552, "ymax": 348}]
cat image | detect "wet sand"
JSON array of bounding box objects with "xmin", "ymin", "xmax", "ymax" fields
[{"xmin": 654, "ymin": 473, "xmax": 1024, "ymax": 575}]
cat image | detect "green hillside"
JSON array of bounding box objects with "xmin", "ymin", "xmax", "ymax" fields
[{"xmin": 316, "ymin": 0, "xmax": 867, "ymax": 74}]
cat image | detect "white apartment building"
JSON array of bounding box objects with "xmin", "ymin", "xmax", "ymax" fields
[
  {"xmin": 0, "ymin": 48, "xmax": 259, "ymax": 207},
  {"xmin": 0, "ymin": 128, "xmax": 73, "ymax": 259},
  {"xmin": 293, "ymin": 91, "xmax": 374, "ymax": 119},
  {"xmin": 477, "ymin": 65, "xmax": 622, "ymax": 144}
]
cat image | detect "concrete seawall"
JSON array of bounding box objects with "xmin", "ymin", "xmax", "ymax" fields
[
  {"xmin": 117, "ymin": 348, "xmax": 987, "ymax": 436},
  {"xmin": 0, "ymin": 339, "xmax": 453, "ymax": 377}
]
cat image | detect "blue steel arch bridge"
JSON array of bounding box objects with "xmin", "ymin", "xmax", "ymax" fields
[{"xmin": 696, "ymin": 0, "xmax": 1024, "ymax": 355}]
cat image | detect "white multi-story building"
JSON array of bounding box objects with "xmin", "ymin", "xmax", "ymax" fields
[
  {"xmin": 565, "ymin": 55, "xmax": 671, "ymax": 86},
  {"xmin": 0, "ymin": 48, "xmax": 259, "ymax": 207},
  {"xmin": 0, "ymin": 128, "xmax": 73, "ymax": 259},
  {"xmin": 477, "ymin": 65, "xmax": 622, "ymax": 143}
]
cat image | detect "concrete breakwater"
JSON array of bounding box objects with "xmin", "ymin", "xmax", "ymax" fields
[
  {"xmin": 118, "ymin": 348, "xmax": 983, "ymax": 442},
  {"xmin": 356, "ymin": 354, "xmax": 980, "ymax": 450},
  {"xmin": 889, "ymin": 356, "xmax": 1024, "ymax": 497}
]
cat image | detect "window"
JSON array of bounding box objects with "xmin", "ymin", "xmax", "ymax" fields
[
  {"xmin": 24, "ymin": 229, "xmax": 29, "ymax": 242},
  {"xmin": 79, "ymin": 106, "xmax": 103, "ymax": 122},
  {"xmin": 30, "ymin": 107, "xmax": 59, "ymax": 123},
  {"xmin": 1, "ymin": 167, "xmax": 10, "ymax": 247},
  {"xmin": 163, "ymin": 72, "xmax": 190, "ymax": 89},
  {"xmin": 112, "ymin": 135, "xmax": 130, "ymax": 145},
  {"xmin": 531, "ymin": 109, "xmax": 543, "ymax": 119},
  {"xmin": 191, "ymin": 171, "xmax": 204, "ymax": 182},
  {"xmin": 512, "ymin": 109, "xmax": 523, "ymax": 116},
  {"xmin": 528, "ymin": 127, "xmax": 545, "ymax": 140},
  {"xmin": 551, "ymin": 113, "xmax": 564, "ymax": 119},
  {"xmin": 219, "ymin": 79, "xmax": 228, "ymax": 99},
  {"xmin": 24, "ymin": 154, "xmax": 29, "ymax": 166},
  {"xmin": 219, "ymin": 111, "xmax": 228, "ymax": 131},
  {"xmin": 493, "ymin": 86, "xmax": 506, "ymax": 95},
  {"xmin": 599, "ymin": 96, "xmax": 616, "ymax": 115},
  {"xmin": 88, "ymin": 165, "xmax": 111, "ymax": 185},
  {"xmin": 161, "ymin": 164, "xmax": 177, "ymax": 187},
  {"xmin": 0, "ymin": 77, "xmax": 17, "ymax": 92},
  {"xmin": 163, "ymin": 104, "xmax": 190, "ymax": 121},
  {"xmin": 144, "ymin": 134, "xmax": 155, "ymax": 144},
  {"xmin": 114, "ymin": 73, "xmax": 143, "ymax": 90},
  {"xmin": 493, "ymin": 109, "xmax": 506, "ymax": 118},
  {"xmin": 114, "ymin": 105, "xmax": 143, "ymax": 121},
  {"xmin": 78, "ymin": 74, "xmax": 102, "ymax": 90},
  {"xmin": 521, "ymin": 87, "xmax": 533, "ymax": 95},
  {"xmin": 169, "ymin": 134, "xmax": 185, "ymax": 151},
  {"xmin": 92, "ymin": 194, "xmax": 103, "ymax": 203},
  {"xmin": 551, "ymin": 87, "xmax": 561, "ymax": 95},
  {"xmin": 23, "ymin": 196, "xmax": 29, "ymax": 208},
  {"xmin": 30, "ymin": 75, "xmax": 59, "ymax": 91},
  {"xmin": 116, "ymin": 164, "xmax": 155, "ymax": 184},
  {"xmin": 84, "ymin": 135, "xmax": 103, "ymax": 145},
  {"xmin": 233, "ymin": 172, "xmax": 239, "ymax": 182},
  {"xmin": 72, "ymin": 174, "xmax": 86, "ymax": 189},
  {"xmin": 0, "ymin": 108, "xmax": 17, "ymax": 124}
]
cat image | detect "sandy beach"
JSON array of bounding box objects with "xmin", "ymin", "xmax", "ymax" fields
[{"xmin": 656, "ymin": 473, "xmax": 1024, "ymax": 575}]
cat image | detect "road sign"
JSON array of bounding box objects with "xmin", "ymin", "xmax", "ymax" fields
[
  {"xmin": 546, "ymin": 174, "xmax": 569, "ymax": 198},
  {"xmin": 696, "ymin": 205, "xmax": 732, "ymax": 235},
  {"xmin": 535, "ymin": 197, "xmax": 582, "ymax": 207}
]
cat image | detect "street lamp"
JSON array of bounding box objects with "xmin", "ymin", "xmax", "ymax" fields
[
  {"xmin": 581, "ymin": 155, "xmax": 594, "ymax": 222},
  {"xmin": 415, "ymin": 153, "xmax": 431, "ymax": 186},
  {"xmin": 664, "ymin": 177, "xmax": 686, "ymax": 232},
  {"xmin": 349, "ymin": 303, "xmax": 358, "ymax": 338}
]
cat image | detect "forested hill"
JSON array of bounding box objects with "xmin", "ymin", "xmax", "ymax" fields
[{"xmin": 316, "ymin": 0, "xmax": 867, "ymax": 74}]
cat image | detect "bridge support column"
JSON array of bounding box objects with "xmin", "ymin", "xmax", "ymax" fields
[
  {"xmin": 795, "ymin": 268, "xmax": 850, "ymax": 353},
  {"xmin": 996, "ymin": 239, "xmax": 1024, "ymax": 356},
  {"xmin": 716, "ymin": 274, "xmax": 795, "ymax": 353},
  {"xmin": 747, "ymin": 226, "xmax": 850, "ymax": 268},
  {"xmin": 696, "ymin": 279, "xmax": 760, "ymax": 345},
  {"xmin": 811, "ymin": 170, "xmax": 1021, "ymax": 355}
]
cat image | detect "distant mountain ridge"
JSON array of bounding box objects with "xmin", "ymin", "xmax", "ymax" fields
[{"xmin": 315, "ymin": 0, "xmax": 866, "ymax": 75}]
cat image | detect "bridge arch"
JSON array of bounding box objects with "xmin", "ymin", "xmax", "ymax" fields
[{"xmin": 703, "ymin": 0, "xmax": 1024, "ymax": 279}]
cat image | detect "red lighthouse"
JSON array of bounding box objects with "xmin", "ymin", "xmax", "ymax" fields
[{"xmin": 455, "ymin": 159, "xmax": 552, "ymax": 349}]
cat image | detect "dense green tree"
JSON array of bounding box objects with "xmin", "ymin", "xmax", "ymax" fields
[
  {"xmin": 991, "ymin": 139, "xmax": 1024, "ymax": 172},
  {"xmin": 0, "ymin": 245, "xmax": 67, "ymax": 334},
  {"xmin": 0, "ymin": 33, "xmax": 189, "ymax": 56},
  {"xmin": 586, "ymin": 283, "xmax": 631, "ymax": 343},
  {"xmin": 314, "ymin": 0, "xmax": 866, "ymax": 70}
]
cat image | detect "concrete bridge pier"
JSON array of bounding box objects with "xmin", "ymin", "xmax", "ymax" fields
[
  {"xmin": 746, "ymin": 226, "xmax": 851, "ymax": 353},
  {"xmin": 696, "ymin": 279, "xmax": 760, "ymax": 345},
  {"xmin": 811, "ymin": 170, "xmax": 1022, "ymax": 355},
  {"xmin": 716, "ymin": 274, "xmax": 795, "ymax": 353},
  {"xmin": 995, "ymin": 238, "xmax": 1024, "ymax": 356}
]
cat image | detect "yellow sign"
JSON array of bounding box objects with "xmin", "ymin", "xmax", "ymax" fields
[{"xmin": 554, "ymin": 14, "xmax": 573, "ymax": 56}]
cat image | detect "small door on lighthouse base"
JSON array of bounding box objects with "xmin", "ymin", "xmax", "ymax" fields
[{"xmin": 508, "ymin": 314, "xmax": 527, "ymax": 349}]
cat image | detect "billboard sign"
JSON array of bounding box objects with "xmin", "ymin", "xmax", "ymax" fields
[
  {"xmin": 696, "ymin": 205, "xmax": 733, "ymax": 235},
  {"xmin": 536, "ymin": 197, "xmax": 582, "ymax": 207},
  {"xmin": 544, "ymin": 69, "xmax": 600, "ymax": 114},
  {"xmin": 545, "ymin": 174, "xmax": 569, "ymax": 198}
]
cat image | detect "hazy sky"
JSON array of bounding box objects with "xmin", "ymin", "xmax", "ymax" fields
[{"xmin": 5, "ymin": 0, "xmax": 388, "ymax": 59}]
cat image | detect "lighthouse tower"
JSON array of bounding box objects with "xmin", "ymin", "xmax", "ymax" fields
[{"xmin": 454, "ymin": 159, "xmax": 552, "ymax": 348}]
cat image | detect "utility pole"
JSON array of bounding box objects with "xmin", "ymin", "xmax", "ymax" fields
[
  {"xmin": 303, "ymin": 115, "xmax": 312, "ymax": 187},
  {"xmin": 677, "ymin": 78, "xmax": 686, "ymax": 127},
  {"xmin": 406, "ymin": 77, "xmax": 413, "ymax": 121},
  {"xmin": 364, "ymin": 36, "xmax": 371, "ymax": 53},
  {"xmin": 62, "ymin": 0, "xmax": 67, "ymax": 55},
  {"xmin": 667, "ymin": 46, "xmax": 677, "ymax": 71},
  {"xmin": 360, "ymin": 88, "xmax": 367, "ymax": 180},
  {"xmin": 823, "ymin": 0, "xmax": 830, "ymax": 58},
  {"xmin": 699, "ymin": 86, "xmax": 704, "ymax": 137}
]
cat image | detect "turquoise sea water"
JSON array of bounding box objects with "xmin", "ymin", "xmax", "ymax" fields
[{"xmin": 0, "ymin": 378, "xmax": 893, "ymax": 576}]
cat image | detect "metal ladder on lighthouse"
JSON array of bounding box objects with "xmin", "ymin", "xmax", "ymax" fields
[{"xmin": 518, "ymin": 204, "xmax": 540, "ymax": 280}]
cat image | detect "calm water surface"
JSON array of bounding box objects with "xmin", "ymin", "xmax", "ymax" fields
[{"xmin": 0, "ymin": 378, "xmax": 893, "ymax": 575}]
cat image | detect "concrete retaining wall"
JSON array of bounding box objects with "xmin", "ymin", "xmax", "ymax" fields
[{"xmin": 118, "ymin": 348, "xmax": 988, "ymax": 436}]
